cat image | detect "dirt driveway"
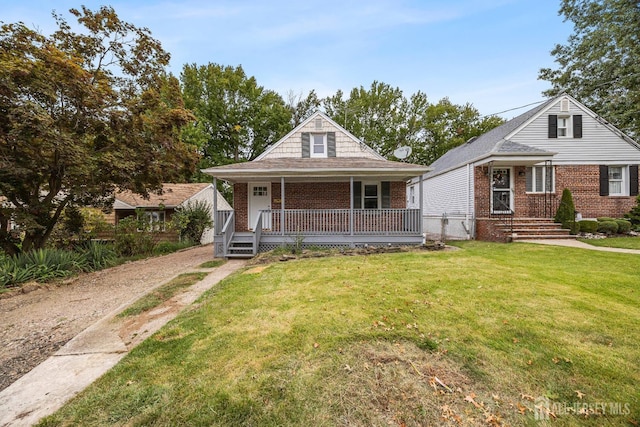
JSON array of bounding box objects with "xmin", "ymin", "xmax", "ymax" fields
[{"xmin": 0, "ymin": 245, "xmax": 215, "ymax": 392}]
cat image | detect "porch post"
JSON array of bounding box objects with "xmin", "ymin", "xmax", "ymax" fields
[
  {"xmin": 281, "ymin": 177, "xmax": 285, "ymax": 236},
  {"xmin": 349, "ymin": 176, "xmax": 354, "ymax": 236},
  {"xmin": 213, "ymin": 177, "xmax": 218, "ymax": 235},
  {"xmin": 419, "ymin": 174, "xmax": 424, "ymax": 237}
]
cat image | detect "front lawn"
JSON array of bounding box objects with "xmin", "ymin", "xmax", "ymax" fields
[
  {"xmin": 39, "ymin": 242, "xmax": 639, "ymax": 426},
  {"xmin": 578, "ymin": 236, "xmax": 640, "ymax": 250}
]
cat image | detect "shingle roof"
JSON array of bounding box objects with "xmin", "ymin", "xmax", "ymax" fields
[
  {"xmin": 202, "ymin": 157, "xmax": 430, "ymax": 182},
  {"xmin": 427, "ymin": 97, "xmax": 557, "ymax": 177},
  {"xmin": 115, "ymin": 183, "xmax": 213, "ymax": 208}
]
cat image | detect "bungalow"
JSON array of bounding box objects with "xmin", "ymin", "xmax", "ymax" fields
[
  {"xmin": 114, "ymin": 183, "xmax": 231, "ymax": 244},
  {"xmin": 202, "ymin": 111, "xmax": 431, "ymax": 258},
  {"xmin": 409, "ymin": 94, "xmax": 640, "ymax": 242}
]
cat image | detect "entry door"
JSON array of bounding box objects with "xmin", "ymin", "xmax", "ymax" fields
[
  {"xmin": 249, "ymin": 183, "xmax": 271, "ymax": 229},
  {"xmin": 491, "ymin": 168, "xmax": 513, "ymax": 213}
]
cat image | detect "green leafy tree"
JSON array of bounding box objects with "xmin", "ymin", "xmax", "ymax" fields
[
  {"xmin": 286, "ymin": 89, "xmax": 321, "ymax": 127},
  {"xmin": 0, "ymin": 7, "xmax": 198, "ymax": 256},
  {"xmin": 539, "ymin": 0, "xmax": 640, "ymax": 138},
  {"xmin": 555, "ymin": 188, "xmax": 578, "ymax": 233},
  {"xmin": 181, "ymin": 63, "xmax": 292, "ymax": 173},
  {"xmin": 171, "ymin": 200, "xmax": 213, "ymax": 243}
]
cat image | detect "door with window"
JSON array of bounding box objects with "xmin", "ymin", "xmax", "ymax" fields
[
  {"xmin": 491, "ymin": 168, "xmax": 513, "ymax": 213},
  {"xmin": 249, "ymin": 183, "xmax": 271, "ymax": 229}
]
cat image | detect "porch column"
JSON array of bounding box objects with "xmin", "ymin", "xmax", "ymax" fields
[
  {"xmin": 349, "ymin": 176, "xmax": 354, "ymax": 236},
  {"xmin": 213, "ymin": 177, "xmax": 218, "ymax": 235},
  {"xmin": 419, "ymin": 174, "xmax": 424, "ymax": 237},
  {"xmin": 281, "ymin": 177, "xmax": 285, "ymax": 236}
]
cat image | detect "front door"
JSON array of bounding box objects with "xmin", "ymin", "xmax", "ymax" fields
[
  {"xmin": 248, "ymin": 182, "xmax": 271, "ymax": 229},
  {"xmin": 491, "ymin": 168, "xmax": 513, "ymax": 213}
]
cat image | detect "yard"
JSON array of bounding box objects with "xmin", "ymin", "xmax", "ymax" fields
[{"xmin": 38, "ymin": 242, "xmax": 639, "ymax": 426}]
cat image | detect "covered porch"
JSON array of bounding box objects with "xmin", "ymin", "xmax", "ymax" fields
[{"xmin": 203, "ymin": 158, "xmax": 430, "ymax": 257}]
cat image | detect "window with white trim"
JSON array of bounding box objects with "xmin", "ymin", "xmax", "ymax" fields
[
  {"xmin": 138, "ymin": 211, "xmax": 165, "ymax": 231},
  {"xmin": 525, "ymin": 166, "xmax": 554, "ymax": 193},
  {"xmin": 363, "ymin": 183, "xmax": 379, "ymax": 209},
  {"xmin": 608, "ymin": 166, "xmax": 625, "ymax": 195},
  {"xmin": 310, "ymin": 133, "xmax": 327, "ymax": 157},
  {"xmin": 557, "ymin": 116, "xmax": 570, "ymax": 137}
]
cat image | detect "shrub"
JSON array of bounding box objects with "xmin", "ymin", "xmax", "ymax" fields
[
  {"xmin": 81, "ymin": 241, "xmax": 117, "ymax": 271},
  {"xmin": 597, "ymin": 220, "xmax": 619, "ymax": 235},
  {"xmin": 615, "ymin": 219, "xmax": 632, "ymax": 234},
  {"xmin": 597, "ymin": 217, "xmax": 617, "ymax": 223},
  {"xmin": 578, "ymin": 220, "xmax": 598, "ymax": 233},
  {"xmin": 153, "ymin": 240, "xmax": 194, "ymax": 255},
  {"xmin": 554, "ymin": 188, "xmax": 576, "ymax": 229},
  {"xmin": 171, "ymin": 200, "xmax": 213, "ymax": 244},
  {"xmin": 114, "ymin": 216, "xmax": 155, "ymax": 257},
  {"xmin": 625, "ymin": 195, "xmax": 640, "ymax": 226}
]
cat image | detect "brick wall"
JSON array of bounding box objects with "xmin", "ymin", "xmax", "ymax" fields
[
  {"xmin": 233, "ymin": 180, "xmax": 407, "ymax": 232},
  {"xmin": 474, "ymin": 164, "xmax": 638, "ymax": 221}
]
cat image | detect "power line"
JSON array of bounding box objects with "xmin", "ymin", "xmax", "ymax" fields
[{"xmin": 483, "ymin": 99, "xmax": 547, "ymax": 118}]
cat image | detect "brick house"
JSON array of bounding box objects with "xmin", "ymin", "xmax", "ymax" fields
[
  {"xmin": 202, "ymin": 111, "xmax": 430, "ymax": 257},
  {"xmin": 408, "ymin": 94, "xmax": 640, "ymax": 242}
]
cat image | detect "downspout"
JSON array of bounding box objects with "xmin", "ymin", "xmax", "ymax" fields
[
  {"xmin": 349, "ymin": 177, "xmax": 354, "ymax": 239},
  {"xmin": 213, "ymin": 177, "xmax": 218, "ymax": 255},
  {"xmin": 419, "ymin": 174, "xmax": 424, "ymax": 244},
  {"xmin": 465, "ymin": 164, "xmax": 471, "ymax": 239}
]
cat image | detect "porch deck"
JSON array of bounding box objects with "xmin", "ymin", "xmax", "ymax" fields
[{"xmin": 214, "ymin": 209, "xmax": 423, "ymax": 257}]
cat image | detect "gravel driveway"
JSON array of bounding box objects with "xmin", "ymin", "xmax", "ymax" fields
[{"xmin": 0, "ymin": 245, "xmax": 215, "ymax": 392}]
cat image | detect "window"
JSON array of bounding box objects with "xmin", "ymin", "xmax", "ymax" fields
[
  {"xmin": 409, "ymin": 186, "xmax": 415, "ymax": 205},
  {"xmin": 253, "ymin": 186, "xmax": 268, "ymax": 196},
  {"xmin": 608, "ymin": 166, "xmax": 624, "ymax": 195},
  {"xmin": 557, "ymin": 116, "xmax": 570, "ymax": 137},
  {"xmin": 526, "ymin": 166, "xmax": 554, "ymax": 193},
  {"xmin": 364, "ymin": 184, "xmax": 379, "ymax": 209},
  {"xmin": 139, "ymin": 211, "xmax": 165, "ymax": 231},
  {"xmin": 311, "ymin": 134, "xmax": 326, "ymax": 157}
]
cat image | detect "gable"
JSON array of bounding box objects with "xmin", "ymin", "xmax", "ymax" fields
[
  {"xmin": 256, "ymin": 112, "xmax": 383, "ymax": 161},
  {"xmin": 509, "ymin": 95, "xmax": 640, "ymax": 164}
]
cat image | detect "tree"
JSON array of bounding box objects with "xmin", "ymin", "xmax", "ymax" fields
[
  {"xmin": 0, "ymin": 7, "xmax": 198, "ymax": 255},
  {"xmin": 539, "ymin": 0, "xmax": 640, "ymax": 138},
  {"xmin": 286, "ymin": 89, "xmax": 321, "ymax": 127},
  {"xmin": 180, "ymin": 63, "xmax": 292, "ymax": 172}
]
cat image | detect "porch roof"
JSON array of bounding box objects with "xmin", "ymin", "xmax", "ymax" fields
[{"xmin": 201, "ymin": 157, "xmax": 430, "ymax": 182}]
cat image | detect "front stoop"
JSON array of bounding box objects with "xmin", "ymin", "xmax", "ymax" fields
[{"xmin": 506, "ymin": 219, "xmax": 577, "ymax": 241}]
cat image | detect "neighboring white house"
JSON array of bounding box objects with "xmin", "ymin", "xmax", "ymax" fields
[
  {"xmin": 114, "ymin": 183, "xmax": 231, "ymax": 244},
  {"xmin": 409, "ymin": 94, "xmax": 640, "ymax": 241}
]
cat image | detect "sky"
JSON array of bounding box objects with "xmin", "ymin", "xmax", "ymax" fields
[{"xmin": 2, "ymin": 0, "xmax": 573, "ymax": 119}]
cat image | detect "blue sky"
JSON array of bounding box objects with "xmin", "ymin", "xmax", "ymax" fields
[{"xmin": 3, "ymin": 0, "xmax": 572, "ymax": 118}]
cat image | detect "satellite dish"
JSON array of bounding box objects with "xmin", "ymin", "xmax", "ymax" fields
[{"xmin": 393, "ymin": 146, "xmax": 412, "ymax": 160}]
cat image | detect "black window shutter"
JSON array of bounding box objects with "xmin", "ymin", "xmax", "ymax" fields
[
  {"xmin": 353, "ymin": 181, "xmax": 362, "ymax": 209},
  {"xmin": 630, "ymin": 165, "xmax": 639, "ymax": 196},
  {"xmin": 327, "ymin": 132, "xmax": 336, "ymax": 157},
  {"xmin": 301, "ymin": 133, "xmax": 310, "ymax": 158},
  {"xmin": 599, "ymin": 165, "xmax": 609, "ymax": 196},
  {"xmin": 548, "ymin": 115, "xmax": 558, "ymax": 138},
  {"xmin": 381, "ymin": 182, "xmax": 391, "ymax": 208},
  {"xmin": 573, "ymin": 115, "xmax": 583, "ymax": 138}
]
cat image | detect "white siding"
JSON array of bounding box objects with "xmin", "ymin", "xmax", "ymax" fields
[
  {"xmin": 422, "ymin": 165, "xmax": 474, "ymax": 240},
  {"xmin": 263, "ymin": 119, "xmax": 380, "ymax": 159},
  {"xmin": 511, "ymin": 98, "xmax": 640, "ymax": 164}
]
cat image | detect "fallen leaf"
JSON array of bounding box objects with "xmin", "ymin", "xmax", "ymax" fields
[
  {"xmin": 313, "ymin": 342, "xmax": 319, "ymax": 348},
  {"xmin": 516, "ymin": 402, "xmax": 527, "ymax": 415},
  {"xmin": 575, "ymin": 390, "xmax": 585, "ymax": 399},
  {"xmin": 521, "ymin": 394, "xmax": 535, "ymax": 401},
  {"xmin": 512, "ymin": 337, "xmax": 519, "ymax": 344},
  {"xmin": 527, "ymin": 359, "xmax": 533, "ymax": 365}
]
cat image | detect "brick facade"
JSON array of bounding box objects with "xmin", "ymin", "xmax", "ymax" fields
[
  {"xmin": 474, "ymin": 164, "xmax": 639, "ymax": 240},
  {"xmin": 233, "ymin": 180, "xmax": 406, "ymax": 232}
]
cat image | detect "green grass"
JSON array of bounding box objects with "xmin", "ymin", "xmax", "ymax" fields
[
  {"xmin": 198, "ymin": 259, "xmax": 226, "ymax": 269},
  {"xmin": 578, "ymin": 236, "xmax": 640, "ymax": 250},
  {"xmin": 117, "ymin": 272, "xmax": 208, "ymax": 318},
  {"xmin": 39, "ymin": 242, "xmax": 640, "ymax": 426}
]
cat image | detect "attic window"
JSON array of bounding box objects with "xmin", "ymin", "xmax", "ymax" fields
[
  {"xmin": 311, "ymin": 134, "xmax": 327, "ymax": 157},
  {"xmin": 315, "ymin": 118, "xmax": 323, "ymax": 129}
]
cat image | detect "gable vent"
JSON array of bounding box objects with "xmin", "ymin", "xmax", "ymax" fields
[
  {"xmin": 315, "ymin": 118, "xmax": 323, "ymax": 129},
  {"xmin": 560, "ymin": 98, "xmax": 570, "ymax": 112}
]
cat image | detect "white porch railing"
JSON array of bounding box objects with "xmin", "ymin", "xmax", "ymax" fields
[
  {"xmin": 220, "ymin": 211, "xmax": 235, "ymax": 255},
  {"xmin": 260, "ymin": 209, "xmax": 421, "ymax": 235}
]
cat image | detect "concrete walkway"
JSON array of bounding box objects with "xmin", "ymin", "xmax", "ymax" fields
[
  {"xmin": 0, "ymin": 259, "xmax": 246, "ymax": 427},
  {"xmin": 518, "ymin": 239, "xmax": 640, "ymax": 254}
]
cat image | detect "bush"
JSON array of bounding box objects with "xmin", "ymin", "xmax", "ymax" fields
[
  {"xmin": 578, "ymin": 220, "xmax": 598, "ymax": 233},
  {"xmin": 81, "ymin": 241, "xmax": 117, "ymax": 271},
  {"xmin": 1, "ymin": 248, "xmax": 87, "ymax": 288},
  {"xmin": 114, "ymin": 216, "xmax": 155, "ymax": 257},
  {"xmin": 554, "ymin": 188, "xmax": 576, "ymax": 229},
  {"xmin": 597, "ymin": 221, "xmax": 619, "ymax": 235},
  {"xmin": 615, "ymin": 219, "xmax": 632, "ymax": 234},
  {"xmin": 171, "ymin": 200, "xmax": 213, "ymax": 244},
  {"xmin": 597, "ymin": 217, "xmax": 617, "ymax": 223},
  {"xmin": 153, "ymin": 241, "xmax": 194, "ymax": 255},
  {"xmin": 625, "ymin": 195, "xmax": 640, "ymax": 226}
]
